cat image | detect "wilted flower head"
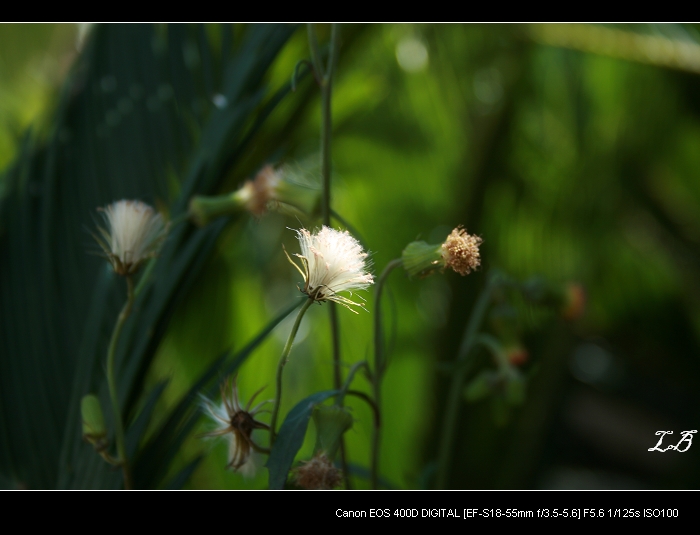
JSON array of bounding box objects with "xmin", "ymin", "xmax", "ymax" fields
[
  {"xmin": 236, "ymin": 165, "xmax": 282, "ymax": 216},
  {"xmin": 441, "ymin": 226, "xmax": 482, "ymax": 276},
  {"xmin": 188, "ymin": 164, "xmax": 320, "ymax": 226},
  {"xmin": 285, "ymin": 226, "xmax": 374, "ymax": 313},
  {"xmin": 200, "ymin": 376, "xmax": 270, "ymax": 477},
  {"xmin": 95, "ymin": 200, "xmax": 167, "ymax": 276},
  {"xmin": 293, "ymin": 452, "xmax": 343, "ymax": 490},
  {"xmin": 402, "ymin": 225, "xmax": 482, "ymax": 278}
]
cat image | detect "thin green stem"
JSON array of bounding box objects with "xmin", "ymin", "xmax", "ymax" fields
[
  {"xmin": 134, "ymin": 259, "xmax": 155, "ymax": 298},
  {"xmin": 346, "ymin": 390, "xmax": 380, "ymax": 430},
  {"xmin": 106, "ymin": 275, "xmax": 135, "ymax": 490},
  {"xmin": 309, "ymin": 23, "xmax": 350, "ymax": 489},
  {"xmin": 475, "ymin": 333, "xmax": 510, "ymax": 371},
  {"xmin": 336, "ymin": 361, "xmax": 368, "ymax": 406},
  {"xmin": 307, "ymin": 24, "xmax": 324, "ymax": 83},
  {"xmin": 270, "ymin": 298, "xmax": 315, "ymax": 443},
  {"xmin": 319, "ymin": 27, "xmax": 336, "ymax": 227},
  {"xmin": 371, "ymin": 258, "xmax": 402, "ymax": 489},
  {"xmin": 435, "ymin": 272, "xmax": 499, "ymax": 489}
]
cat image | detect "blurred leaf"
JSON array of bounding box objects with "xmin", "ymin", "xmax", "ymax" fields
[
  {"xmin": 125, "ymin": 380, "xmax": 168, "ymax": 459},
  {"xmin": 505, "ymin": 373, "xmax": 526, "ymax": 406},
  {"xmin": 267, "ymin": 390, "xmax": 339, "ymax": 490},
  {"xmin": 164, "ymin": 456, "xmax": 202, "ymax": 490},
  {"xmin": 132, "ymin": 299, "xmax": 300, "ymax": 489},
  {"xmin": 463, "ymin": 371, "xmax": 494, "ymax": 402},
  {"xmin": 0, "ymin": 23, "xmax": 301, "ymax": 489}
]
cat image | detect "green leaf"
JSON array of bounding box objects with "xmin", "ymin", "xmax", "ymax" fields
[
  {"xmin": 463, "ymin": 371, "xmax": 495, "ymax": 402},
  {"xmin": 505, "ymin": 373, "xmax": 526, "ymax": 406},
  {"xmin": 125, "ymin": 380, "xmax": 169, "ymax": 459},
  {"xmin": 164, "ymin": 456, "xmax": 202, "ymax": 490},
  {"xmin": 267, "ymin": 390, "xmax": 339, "ymax": 490}
]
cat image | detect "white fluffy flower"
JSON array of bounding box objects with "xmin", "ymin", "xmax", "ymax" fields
[
  {"xmin": 95, "ymin": 200, "xmax": 168, "ymax": 276},
  {"xmin": 285, "ymin": 226, "xmax": 374, "ymax": 313},
  {"xmin": 200, "ymin": 377, "xmax": 270, "ymax": 477}
]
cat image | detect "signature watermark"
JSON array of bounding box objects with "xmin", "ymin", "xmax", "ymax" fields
[{"xmin": 648, "ymin": 430, "xmax": 697, "ymax": 452}]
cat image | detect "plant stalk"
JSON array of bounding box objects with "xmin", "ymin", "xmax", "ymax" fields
[
  {"xmin": 270, "ymin": 297, "xmax": 315, "ymax": 443},
  {"xmin": 106, "ymin": 275, "xmax": 135, "ymax": 490},
  {"xmin": 435, "ymin": 272, "xmax": 498, "ymax": 489},
  {"xmin": 309, "ymin": 23, "xmax": 350, "ymax": 488},
  {"xmin": 371, "ymin": 258, "xmax": 402, "ymax": 489}
]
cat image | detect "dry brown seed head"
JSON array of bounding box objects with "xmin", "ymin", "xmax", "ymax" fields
[
  {"xmin": 441, "ymin": 226, "xmax": 482, "ymax": 276},
  {"xmin": 293, "ymin": 452, "xmax": 343, "ymax": 490}
]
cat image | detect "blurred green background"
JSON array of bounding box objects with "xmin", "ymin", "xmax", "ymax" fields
[{"xmin": 2, "ymin": 23, "xmax": 700, "ymax": 489}]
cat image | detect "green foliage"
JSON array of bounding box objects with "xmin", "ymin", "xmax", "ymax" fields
[
  {"xmin": 3, "ymin": 23, "xmax": 700, "ymax": 490},
  {"xmin": 0, "ymin": 24, "xmax": 300, "ymax": 489},
  {"xmin": 267, "ymin": 390, "xmax": 339, "ymax": 489}
]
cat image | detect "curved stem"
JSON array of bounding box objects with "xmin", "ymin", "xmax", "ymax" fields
[
  {"xmin": 371, "ymin": 258, "xmax": 402, "ymax": 489},
  {"xmin": 435, "ymin": 272, "xmax": 498, "ymax": 489},
  {"xmin": 346, "ymin": 390, "xmax": 380, "ymax": 430},
  {"xmin": 270, "ymin": 297, "xmax": 315, "ymax": 443},
  {"xmin": 374, "ymin": 259, "xmax": 402, "ymax": 378},
  {"xmin": 106, "ymin": 276, "xmax": 134, "ymax": 490},
  {"xmin": 336, "ymin": 361, "xmax": 368, "ymax": 406}
]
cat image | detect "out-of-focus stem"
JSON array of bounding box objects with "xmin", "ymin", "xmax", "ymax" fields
[
  {"xmin": 106, "ymin": 276, "xmax": 134, "ymax": 490},
  {"xmin": 270, "ymin": 297, "xmax": 314, "ymax": 443},
  {"xmin": 371, "ymin": 258, "xmax": 402, "ymax": 489},
  {"xmin": 435, "ymin": 272, "xmax": 498, "ymax": 489},
  {"xmin": 309, "ymin": 23, "xmax": 350, "ymax": 488}
]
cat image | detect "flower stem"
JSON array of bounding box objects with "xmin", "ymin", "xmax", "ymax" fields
[
  {"xmin": 309, "ymin": 23, "xmax": 350, "ymax": 489},
  {"xmin": 106, "ymin": 275, "xmax": 135, "ymax": 490},
  {"xmin": 270, "ymin": 297, "xmax": 315, "ymax": 443},
  {"xmin": 435, "ymin": 272, "xmax": 499, "ymax": 489},
  {"xmin": 336, "ymin": 361, "xmax": 368, "ymax": 406},
  {"xmin": 371, "ymin": 258, "xmax": 402, "ymax": 489}
]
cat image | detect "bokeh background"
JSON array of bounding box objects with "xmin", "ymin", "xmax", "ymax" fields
[{"xmin": 2, "ymin": 23, "xmax": 700, "ymax": 489}]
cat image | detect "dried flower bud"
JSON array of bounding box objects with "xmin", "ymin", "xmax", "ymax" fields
[
  {"xmin": 402, "ymin": 226, "xmax": 482, "ymax": 278},
  {"xmin": 188, "ymin": 164, "xmax": 320, "ymax": 226},
  {"xmin": 505, "ymin": 343, "xmax": 529, "ymax": 366},
  {"xmin": 293, "ymin": 452, "xmax": 342, "ymax": 490},
  {"xmin": 235, "ymin": 165, "xmax": 280, "ymax": 216},
  {"xmin": 441, "ymin": 226, "xmax": 482, "ymax": 276}
]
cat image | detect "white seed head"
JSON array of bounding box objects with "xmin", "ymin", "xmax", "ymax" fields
[
  {"xmin": 286, "ymin": 226, "xmax": 374, "ymax": 313},
  {"xmin": 96, "ymin": 200, "xmax": 167, "ymax": 276}
]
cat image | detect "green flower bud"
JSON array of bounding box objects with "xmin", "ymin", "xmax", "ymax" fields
[
  {"xmin": 402, "ymin": 226, "xmax": 482, "ymax": 278},
  {"xmin": 81, "ymin": 394, "xmax": 107, "ymax": 448},
  {"xmin": 188, "ymin": 192, "xmax": 241, "ymax": 227},
  {"xmin": 402, "ymin": 240, "xmax": 444, "ymax": 278},
  {"xmin": 188, "ymin": 164, "xmax": 321, "ymax": 226},
  {"xmin": 312, "ymin": 405, "xmax": 353, "ymax": 460}
]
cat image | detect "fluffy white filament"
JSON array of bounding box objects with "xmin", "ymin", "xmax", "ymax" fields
[{"xmin": 288, "ymin": 226, "xmax": 374, "ymax": 312}]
